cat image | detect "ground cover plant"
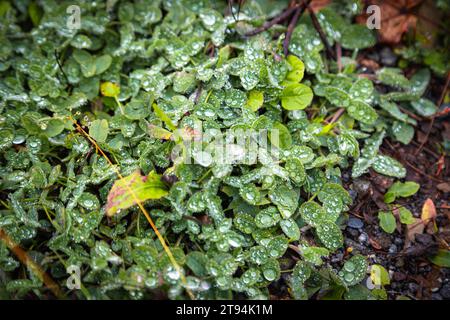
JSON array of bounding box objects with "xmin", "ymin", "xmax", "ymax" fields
[{"xmin": 0, "ymin": 0, "xmax": 449, "ymax": 300}]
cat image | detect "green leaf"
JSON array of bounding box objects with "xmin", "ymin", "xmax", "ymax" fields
[
  {"xmin": 268, "ymin": 185, "xmax": 298, "ymax": 219},
  {"xmin": 292, "ymin": 260, "xmax": 311, "ymax": 283},
  {"xmin": 280, "ymin": 219, "xmax": 300, "ymax": 241},
  {"xmin": 316, "ymin": 221, "xmax": 343, "ymax": 251},
  {"xmin": 347, "ymin": 100, "xmax": 378, "ymax": 125},
  {"xmin": 281, "ymin": 83, "xmax": 313, "ymax": 110},
  {"xmin": 269, "ymin": 122, "xmax": 292, "ymax": 149},
  {"xmin": 285, "ymin": 157, "xmax": 306, "ymax": 185},
  {"xmin": 428, "ymin": 249, "xmax": 450, "ymax": 268},
  {"xmin": 377, "ymin": 68, "xmax": 410, "ymax": 89},
  {"xmin": 28, "ymin": 1, "xmax": 43, "ymax": 26},
  {"xmin": 341, "ymin": 25, "xmax": 376, "ymax": 49},
  {"xmin": 73, "ymin": 49, "xmax": 96, "ymax": 78},
  {"xmin": 106, "ymin": 170, "xmax": 168, "ymax": 216},
  {"xmin": 246, "ymin": 90, "xmax": 264, "ymax": 112},
  {"xmin": 302, "ymin": 246, "xmax": 329, "ymax": 266},
  {"xmin": 384, "ymin": 181, "xmax": 420, "ymax": 203},
  {"xmin": 173, "ymin": 71, "xmax": 196, "ymax": 94},
  {"xmin": 339, "ymin": 255, "xmax": 368, "ymax": 286},
  {"xmin": 398, "ymin": 206, "xmax": 415, "ymax": 224},
  {"xmin": 124, "ymin": 100, "xmax": 151, "ymax": 120},
  {"xmin": 95, "ymin": 54, "xmax": 112, "ymax": 75},
  {"xmin": 153, "ymin": 103, "xmax": 177, "ymax": 131},
  {"xmin": 371, "ymin": 155, "xmax": 406, "ymax": 178},
  {"xmin": 370, "ymin": 265, "xmax": 390, "ymax": 286},
  {"xmin": 410, "ymin": 98, "xmax": 438, "ymax": 117},
  {"xmin": 239, "ymin": 183, "xmax": 261, "ymax": 205},
  {"xmin": 378, "ymin": 211, "xmax": 396, "ymax": 233},
  {"xmin": 255, "ymin": 207, "xmax": 280, "ymax": 228},
  {"xmin": 324, "ymin": 85, "xmax": 351, "ymax": 107},
  {"xmin": 300, "ymin": 201, "xmax": 325, "ymax": 227},
  {"xmin": 89, "ymin": 119, "xmax": 109, "ymax": 143},
  {"xmin": 285, "ymin": 55, "xmax": 305, "ymax": 83},
  {"xmin": 186, "ymin": 251, "xmax": 208, "ymax": 277},
  {"xmin": 392, "ymin": 121, "xmax": 414, "ymax": 145}
]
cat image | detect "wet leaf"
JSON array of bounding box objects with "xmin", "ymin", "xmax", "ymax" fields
[
  {"xmin": 89, "ymin": 119, "xmax": 109, "ymax": 143},
  {"xmin": 281, "ymin": 83, "xmax": 313, "ymax": 110},
  {"xmin": 384, "ymin": 181, "xmax": 420, "ymax": 203},
  {"xmin": 316, "ymin": 221, "xmax": 343, "ymax": 251},
  {"xmin": 106, "ymin": 171, "xmax": 168, "ymax": 216},
  {"xmin": 428, "ymin": 249, "xmax": 450, "ymax": 268},
  {"xmin": 378, "ymin": 211, "xmax": 396, "ymax": 234},
  {"xmin": 100, "ymin": 82, "xmax": 120, "ymax": 97},
  {"xmin": 370, "ymin": 264, "xmax": 390, "ymax": 286},
  {"xmin": 371, "ymin": 155, "xmax": 406, "ymax": 178}
]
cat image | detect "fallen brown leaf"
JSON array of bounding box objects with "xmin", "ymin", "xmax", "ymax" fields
[
  {"xmin": 405, "ymin": 218, "xmax": 425, "ymax": 247},
  {"xmin": 437, "ymin": 182, "xmax": 450, "ymax": 193},
  {"xmin": 357, "ymin": 0, "xmax": 423, "ymax": 44}
]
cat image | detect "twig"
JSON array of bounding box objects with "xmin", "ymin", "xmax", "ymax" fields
[
  {"xmin": 327, "ymin": 107, "xmax": 345, "ymax": 124},
  {"xmin": 384, "ymin": 139, "xmax": 445, "ymax": 183},
  {"xmin": 415, "ymin": 71, "xmax": 450, "ymax": 155},
  {"xmin": 398, "ymin": 106, "xmax": 423, "ymax": 122},
  {"xmin": 54, "ymin": 50, "xmax": 69, "ymax": 84},
  {"xmin": 245, "ymin": 4, "xmax": 299, "ymax": 36},
  {"xmin": 0, "ymin": 228, "xmax": 65, "ymax": 299},
  {"xmin": 306, "ymin": 2, "xmax": 335, "ymax": 60},
  {"xmin": 283, "ymin": 1, "xmax": 310, "ymax": 56},
  {"xmin": 404, "ymin": 160, "xmax": 445, "ymax": 183},
  {"xmin": 410, "ymin": 140, "xmax": 440, "ymax": 159}
]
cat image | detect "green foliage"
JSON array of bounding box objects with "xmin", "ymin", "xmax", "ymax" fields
[
  {"xmin": 0, "ymin": 0, "xmax": 435, "ymax": 300},
  {"xmin": 384, "ymin": 181, "xmax": 420, "ymax": 203},
  {"xmin": 378, "ymin": 211, "xmax": 397, "ymax": 234},
  {"xmin": 338, "ymin": 255, "xmax": 368, "ymax": 287}
]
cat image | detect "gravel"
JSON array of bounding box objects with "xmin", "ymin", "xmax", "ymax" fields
[{"xmin": 348, "ymin": 217, "xmax": 364, "ymax": 229}]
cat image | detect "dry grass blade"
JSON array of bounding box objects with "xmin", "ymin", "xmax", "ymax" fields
[{"xmin": 0, "ymin": 228, "xmax": 65, "ymax": 299}]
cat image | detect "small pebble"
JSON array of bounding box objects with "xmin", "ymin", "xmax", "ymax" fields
[
  {"xmin": 440, "ymin": 283, "xmax": 450, "ymax": 299},
  {"xmin": 408, "ymin": 283, "xmax": 419, "ymax": 293},
  {"xmin": 352, "ymin": 179, "xmax": 371, "ymax": 196},
  {"xmin": 395, "ymin": 257, "xmax": 405, "ymax": 268},
  {"xmin": 380, "ymin": 47, "xmax": 398, "ymax": 66},
  {"xmin": 388, "ymin": 244, "xmax": 398, "ymax": 254},
  {"xmin": 347, "ymin": 228, "xmax": 359, "ymax": 237},
  {"xmin": 348, "ymin": 217, "xmax": 364, "ymax": 229},
  {"xmin": 432, "ymin": 293, "xmax": 443, "ymax": 300},
  {"xmin": 358, "ymin": 233, "xmax": 368, "ymax": 244},
  {"xmin": 348, "ymin": 190, "xmax": 357, "ymax": 202}
]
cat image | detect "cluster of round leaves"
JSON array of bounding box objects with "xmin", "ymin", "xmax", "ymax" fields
[{"xmin": 0, "ymin": 0, "xmax": 435, "ymax": 300}]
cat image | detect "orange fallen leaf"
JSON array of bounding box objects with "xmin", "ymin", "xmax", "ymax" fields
[{"xmin": 421, "ymin": 198, "xmax": 437, "ymax": 224}]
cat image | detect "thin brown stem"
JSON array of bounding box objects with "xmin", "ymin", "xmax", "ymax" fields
[
  {"xmin": 283, "ymin": 1, "xmax": 310, "ymax": 56},
  {"xmin": 306, "ymin": 2, "xmax": 335, "ymax": 60},
  {"xmin": 245, "ymin": 4, "xmax": 299, "ymax": 36}
]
